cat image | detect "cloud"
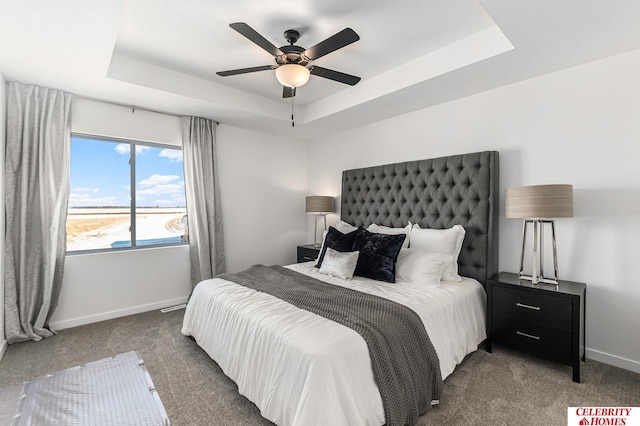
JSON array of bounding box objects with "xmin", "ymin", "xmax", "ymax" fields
[
  {"xmin": 159, "ymin": 149, "xmax": 183, "ymax": 162},
  {"xmin": 137, "ymin": 192, "xmax": 185, "ymax": 207},
  {"xmin": 152, "ymin": 199, "xmax": 175, "ymax": 206},
  {"xmin": 114, "ymin": 144, "xmax": 151, "ymax": 155},
  {"xmin": 136, "ymin": 174, "xmax": 185, "ymax": 206},
  {"xmin": 68, "ymin": 192, "xmax": 120, "ymax": 207},
  {"xmin": 138, "ymin": 174, "xmax": 180, "ymax": 187},
  {"xmin": 72, "ymin": 186, "xmax": 99, "ymax": 193},
  {"xmin": 137, "ymin": 183, "xmax": 184, "ymax": 196},
  {"xmin": 68, "ymin": 187, "xmax": 122, "ymax": 207}
]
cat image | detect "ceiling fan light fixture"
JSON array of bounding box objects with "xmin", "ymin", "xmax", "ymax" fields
[{"xmin": 275, "ymin": 64, "xmax": 310, "ymax": 88}]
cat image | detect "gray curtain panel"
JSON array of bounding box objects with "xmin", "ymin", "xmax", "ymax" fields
[
  {"xmin": 181, "ymin": 116, "xmax": 226, "ymax": 286},
  {"xmin": 4, "ymin": 82, "xmax": 72, "ymax": 343}
]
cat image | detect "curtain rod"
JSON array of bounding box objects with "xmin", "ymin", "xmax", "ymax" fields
[
  {"xmin": 4, "ymin": 81, "xmax": 220, "ymax": 125},
  {"xmin": 73, "ymin": 94, "xmax": 220, "ymax": 125}
]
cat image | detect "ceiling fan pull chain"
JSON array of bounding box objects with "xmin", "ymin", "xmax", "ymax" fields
[{"xmin": 291, "ymin": 95, "xmax": 295, "ymax": 127}]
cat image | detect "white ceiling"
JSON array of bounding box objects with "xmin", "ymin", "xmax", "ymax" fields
[{"xmin": 1, "ymin": 0, "xmax": 639, "ymax": 140}]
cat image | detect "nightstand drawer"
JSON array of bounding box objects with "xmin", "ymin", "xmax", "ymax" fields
[
  {"xmin": 297, "ymin": 245, "xmax": 320, "ymax": 263},
  {"xmin": 492, "ymin": 285, "xmax": 572, "ymax": 329},
  {"xmin": 492, "ymin": 313, "xmax": 572, "ymax": 364}
]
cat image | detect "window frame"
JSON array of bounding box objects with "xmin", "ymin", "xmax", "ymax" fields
[{"xmin": 66, "ymin": 132, "xmax": 188, "ymax": 255}]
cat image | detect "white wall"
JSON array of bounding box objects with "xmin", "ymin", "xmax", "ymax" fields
[
  {"xmin": 50, "ymin": 99, "xmax": 307, "ymax": 329},
  {"xmin": 52, "ymin": 246, "xmax": 191, "ymax": 329},
  {"xmin": 306, "ymin": 48, "xmax": 640, "ymax": 373},
  {"xmin": 217, "ymin": 125, "xmax": 307, "ymax": 273},
  {"xmin": 71, "ymin": 99, "xmax": 183, "ymax": 145},
  {"xmin": 0, "ymin": 74, "xmax": 6, "ymax": 359}
]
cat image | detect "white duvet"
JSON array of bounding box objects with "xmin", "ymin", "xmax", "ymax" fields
[{"xmin": 181, "ymin": 262, "xmax": 486, "ymax": 426}]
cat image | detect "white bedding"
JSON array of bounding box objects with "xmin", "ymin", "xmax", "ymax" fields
[{"xmin": 181, "ymin": 262, "xmax": 487, "ymax": 426}]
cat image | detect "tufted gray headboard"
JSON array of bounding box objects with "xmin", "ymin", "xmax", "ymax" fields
[{"xmin": 341, "ymin": 151, "xmax": 499, "ymax": 286}]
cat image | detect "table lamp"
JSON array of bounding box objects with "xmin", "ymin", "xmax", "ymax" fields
[
  {"xmin": 305, "ymin": 196, "xmax": 334, "ymax": 247},
  {"xmin": 505, "ymin": 184, "xmax": 573, "ymax": 285}
]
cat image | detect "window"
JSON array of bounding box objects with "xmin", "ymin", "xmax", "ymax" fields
[{"xmin": 66, "ymin": 135, "xmax": 187, "ymax": 253}]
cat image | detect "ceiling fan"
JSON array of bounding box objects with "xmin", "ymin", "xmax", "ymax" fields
[{"xmin": 217, "ymin": 22, "xmax": 361, "ymax": 98}]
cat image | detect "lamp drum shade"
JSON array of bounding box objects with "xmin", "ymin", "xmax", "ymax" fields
[
  {"xmin": 505, "ymin": 184, "xmax": 573, "ymax": 219},
  {"xmin": 306, "ymin": 196, "xmax": 334, "ymax": 214}
]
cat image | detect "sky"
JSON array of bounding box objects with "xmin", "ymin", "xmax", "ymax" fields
[{"xmin": 69, "ymin": 136, "xmax": 186, "ymax": 208}]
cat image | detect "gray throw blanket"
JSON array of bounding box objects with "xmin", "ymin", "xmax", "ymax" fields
[{"xmin": 219, "ymin": 265, "xmax": 442, "ymax": 426}]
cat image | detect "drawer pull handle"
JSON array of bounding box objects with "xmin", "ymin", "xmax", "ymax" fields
[
  {"xmin": 516, "ymin": 331, "xmax": 540, "ymax": 340},
  {"xmin": 303, "ymin": 256, "xmax": 315, "ymax": 261},
  {"xmin": 516, "ymin": 302, "xmax": 541, "ymax": 311}
]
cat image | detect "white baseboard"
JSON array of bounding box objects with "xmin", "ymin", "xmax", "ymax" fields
[
  {"xmin": 49, "ymin": 296, "xmax": 189, "ymax": 331},
  {"xmin": 586, "ymin": 348, "xmax": 640, "ymax": 374},
  {"xmin": 0, "ymin": 338, "xmax": 7, "ymax": 361}
]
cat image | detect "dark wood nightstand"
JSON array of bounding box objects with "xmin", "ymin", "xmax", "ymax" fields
[
  {"xmin": 297, "ymin": 244, "xmax": 320, "ymax": 263},
  {"xmin": 486, "ymin": 272, "xmax": 586, "ymax": 383}
]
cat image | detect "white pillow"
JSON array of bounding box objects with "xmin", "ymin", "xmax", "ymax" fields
[
  {"xmin": 395, "ymin": 249, "xmax": 452, "ymax": 286},
  {"xmin": 366, "ymin": 223, "xmax": 411, "ymax": 249},
  {"xmin": 409, "ymin": 224, "xmax": 466, "ymax": 281},
  {"xmin": 318, "ymin": 247, "xmax": 360, "ymax": 280},
  {"xmin": 335, "ymin": 220, "xmax": 358, "ymax": 234}
]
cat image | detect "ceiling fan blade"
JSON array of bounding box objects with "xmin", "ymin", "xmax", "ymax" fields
[
  {"xmin": 310, "ymin": 66, "xmax": 361, "ymax": 86},
  {"xmin": 282, "ymin": 86, "xmax": 297, "ymax": 98},
  {"xmin": 217, "ymin": 65, "xmax": 275, "ymax": 77},
  {"xmin": 304, "ymin": 28, "xmax": 360, "ymax": 61},
  {"xmin": 229, "ymin": 22, "xmax": 283, "ymax": 56}
]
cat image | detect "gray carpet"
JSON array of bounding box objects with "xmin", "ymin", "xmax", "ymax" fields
[{"xmin": 0, "ymin": 309, "xmax": 638, "ymax": 425}]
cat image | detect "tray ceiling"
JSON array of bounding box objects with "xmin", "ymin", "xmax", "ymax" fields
[{"xmin": 1, "ymin": 0, "xmax": 639, "ymax": 139}]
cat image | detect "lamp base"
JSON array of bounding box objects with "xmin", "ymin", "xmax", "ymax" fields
[
  {"xmin": 518, "ymin": 219, "xmax": 560, "ymax": 286},
  {"xmin": 313, "ymin": 214, "xmax": 327, "ymax": 248},
  {"xmin": 517, "ymin": 273, "xmax": 559, "ymax": 286}
]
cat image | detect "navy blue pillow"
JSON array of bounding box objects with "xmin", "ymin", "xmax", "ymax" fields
[
  {"xmin": 315, "ymin": 226, "xmax": 359, "ymax": 268},
  {"xmin": 352, "ymin": 228, "xmax": 406, "ymax": 283}
]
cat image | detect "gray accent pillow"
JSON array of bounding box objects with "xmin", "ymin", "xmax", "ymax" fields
[{"xmin": 319, "ymin": 247, "xmax": 360, "ymax": 280}]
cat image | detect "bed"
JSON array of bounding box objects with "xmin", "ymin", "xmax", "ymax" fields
[{"xmin": 182, "ymin": 151, "xmax": 499, "ymax": 426}]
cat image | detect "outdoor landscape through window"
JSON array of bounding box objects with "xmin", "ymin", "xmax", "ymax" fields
[{"xmin": 66, "ymin": 136, "xmax": 187, "ymax": 252}]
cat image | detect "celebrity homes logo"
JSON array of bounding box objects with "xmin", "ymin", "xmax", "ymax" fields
[{"xmin": 568, "ymin": 407, "xmax": 640, "ymax": 426}]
